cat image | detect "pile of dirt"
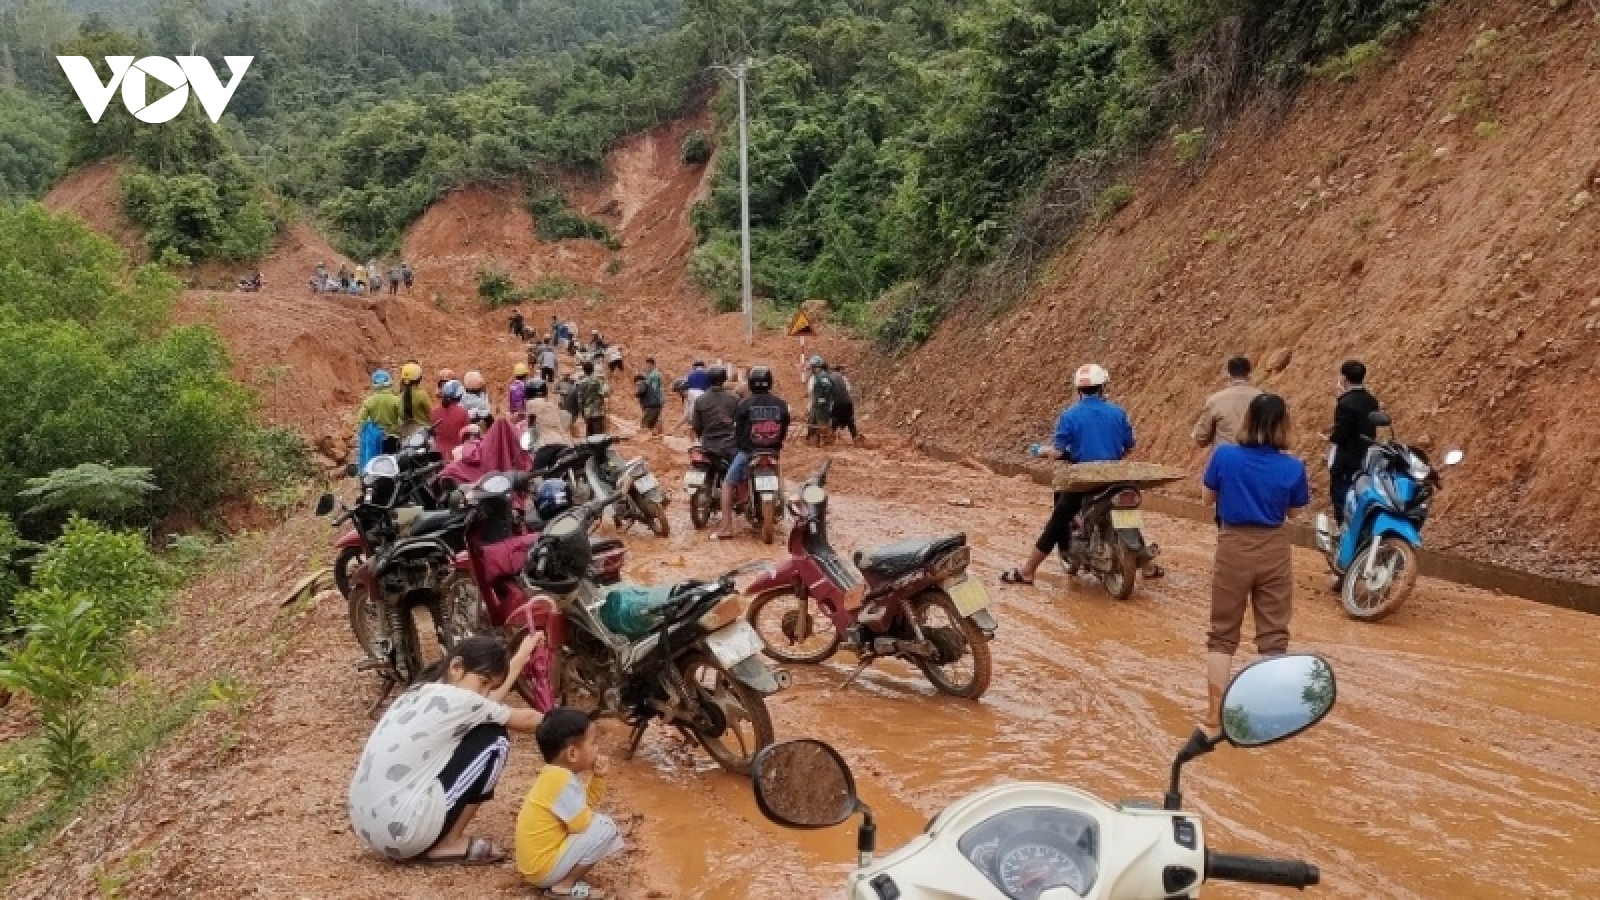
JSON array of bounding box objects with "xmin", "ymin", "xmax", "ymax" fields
[
  {"xmin": 870, "ymin": 1, "xmax": 1600, "ymax": 582},
  {"xmin": 40, "ymin": 160, "xmax": 146, "ymax": 257}
]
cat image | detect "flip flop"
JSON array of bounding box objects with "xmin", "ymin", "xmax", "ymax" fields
[
  {"xmin": 710, "ymin": 532, "xmax": 736, "ymax": 541},
  {"xmin": 999, "ymin": 568, "xmax": 1034, "ymax": 585},
  {"xmin": 544, "ymin": 882, "xmax": 604, "ymax": 899},
  {"xmin": 417, "ymin": 836, "xmax": 506, "ymax": 867}
]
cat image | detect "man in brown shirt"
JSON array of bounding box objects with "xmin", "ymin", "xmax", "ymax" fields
[{"xmin": 1193, "ymin": 357, "xmax": 1261, "ymax": 448}]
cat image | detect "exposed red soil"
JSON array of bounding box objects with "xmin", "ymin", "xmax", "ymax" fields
[
  {"xmin": 869, "ymin": 0, "xmax": 1600, "ymax": 582},
  {"xmin": 40, "ymin": 159, "xmax": 146, "ymax": 258}
]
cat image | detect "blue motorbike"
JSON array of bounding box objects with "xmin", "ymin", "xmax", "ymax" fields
[{"xmin": 1314, "ymin": 411, "xmax": 1463, "ymax": 622}]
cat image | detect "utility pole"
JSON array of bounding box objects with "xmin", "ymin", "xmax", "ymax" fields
[{"xmin": 712, "ymin": 59, "xmax": 756, "ymax": 346}]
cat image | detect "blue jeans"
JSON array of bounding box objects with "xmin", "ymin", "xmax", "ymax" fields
[{"xmin": 726, "ymin": 451, "xmax": 752, "ymax": 485}]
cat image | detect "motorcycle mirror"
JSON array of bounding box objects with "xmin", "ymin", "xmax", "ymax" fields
[
  {"xmin": 751, "ymin": 739, "xmax": 860, "ymax": 828},
  {"xmin": 314, "ymin": 493, "xmax": 336, "ymax": 517},
  {"xmin": 520, "ymin": 430, "xmax": 535, "ymax": 452},
  {"xmin": 1367, "ymin": 410, "xmax": 1392, "ymax": 427},
  {"xmin": 1442, "ymin": 449, "xmax": 1464, "ymax": 467},
  {"xmin": 345, "ymin": 463, "xmax": 359, "ymax": 478},
  {"xmin": 800, "ymin": 484, "xmax": 827, "ymax": 506},
  {"xmin": 404, "ymin": 430, "xmax": 428, "ymax": 450},
  {"xmin": 1219, "ymin": 654, "xmax": 1337, "ymax": 748}
]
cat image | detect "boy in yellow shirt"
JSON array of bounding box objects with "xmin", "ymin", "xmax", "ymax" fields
[{"xmin": 515, "ymin": 709, "xmax": 624, "ymax": 898}]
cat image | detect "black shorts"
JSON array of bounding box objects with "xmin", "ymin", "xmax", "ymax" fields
[{"xmin": 432, "ymin": 723, "xmax": 509, "ymax": 847}]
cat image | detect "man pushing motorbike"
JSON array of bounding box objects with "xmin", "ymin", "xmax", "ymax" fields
[{"xmin": 1002, "ymin": 363, "xmax": 1157, "ymax": 585}]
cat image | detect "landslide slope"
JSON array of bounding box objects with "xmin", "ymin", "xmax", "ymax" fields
[{"xmin": 872, "ymin": 0, "xmax": 1600, "ymax": 581}]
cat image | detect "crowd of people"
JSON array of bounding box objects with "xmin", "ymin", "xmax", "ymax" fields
[{"xmin": 311, "ymin": 258, "xmax": 415, "ymax": 296}]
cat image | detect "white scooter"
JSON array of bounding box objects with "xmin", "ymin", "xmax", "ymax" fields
[{"xmin": 751, "ymin": 654, "xmax": 1334, "ymax": 899}]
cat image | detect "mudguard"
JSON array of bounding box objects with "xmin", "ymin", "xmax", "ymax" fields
[
  {"xmin": 1369, "ymin": 512, "xmax": 1422, "ymax": 547},
  {"xmin": 1114, "ymin": 527, "xmax": 1145, "ymax": 551},
  {"xmin": 744, "ymin": 561, "xmax": 802, "ymax": 597},
  {"xmin": 729, "ymin": 654, "xmax": 786, "ymax": 695},
  {"xmin": 334, "ymin": 528, "xmax": 363, "ymax": 550}
]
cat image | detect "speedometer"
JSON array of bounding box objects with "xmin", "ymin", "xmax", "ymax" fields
[{"xmin": 998, "ymin": 840, "xmax": 1084, "ymax": 899}]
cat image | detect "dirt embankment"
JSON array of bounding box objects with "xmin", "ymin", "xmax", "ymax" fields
[{"xmin": 870, "ymin": 1, "xmax": 1600, "ymax": 582}]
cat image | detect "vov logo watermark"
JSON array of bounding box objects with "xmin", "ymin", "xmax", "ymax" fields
[{"xmin": 57, "ymin": 56, "xmax": 253, "ymax": 124}]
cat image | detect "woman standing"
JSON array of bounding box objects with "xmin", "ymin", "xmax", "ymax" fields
[
  {"xmin": 1200, "ymin": 393, "xmax": 1309, "ymax": 730},
  {"xmin": 348, "ymin": 634, "xmax": 541, "ymax": 864}
]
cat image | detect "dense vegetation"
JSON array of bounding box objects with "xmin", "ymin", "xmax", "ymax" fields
[{"xmin": 682, "ymin": 0, "xmax": 1433, "ymax": 345}]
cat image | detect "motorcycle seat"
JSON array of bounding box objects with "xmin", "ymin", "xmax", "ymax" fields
[
  {"xmin": 408, "ymin": 510, "xmax": 457, "ymax": 537},
  {"xmin": 854, "ymin": 534, "xmax": 966, "ymax": 577}
]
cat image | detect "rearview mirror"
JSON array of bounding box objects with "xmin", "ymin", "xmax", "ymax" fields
[
  {"xmin": 314, "ymin": 493, "xmax": 335, "ymax": 516},
  {"xmin": 752, "ymin": 739, "xmax": 859, "ymax": 828},
  {"xmin": 1442, "ymin": 449, "xmax": 1464, "ymax": 466},
  {"xmin": 520, "ymin": 430, "xmax": 534, "ymax": 452},
  {"xmin": 1220, "ymin": 654, "xmax": 1336, "ymax": 748},
  {"xmin": 1367, "ymin": 410, "xmax": 1392, "ymax": 427},
  {"xmin": 800, "ymin": 484, "xmax": 827, "ymax": 506},
  {"xmin": 345, "ymin": 463, "xmax": 359, "ymax": 478}
]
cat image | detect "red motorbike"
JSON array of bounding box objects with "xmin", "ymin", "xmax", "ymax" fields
[
  {"xmin": 743, "ymin": 461, "xmax": 997, "ymax": 699},
  {"xmin": 438, "ymin": 472, "xmax": 624, "ymax": 709},
  {"xmin": 683, "ymin": 445, "xmax": 785, "ymax": 542}
]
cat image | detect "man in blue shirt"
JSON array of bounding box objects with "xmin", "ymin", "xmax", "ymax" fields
[{"xmin": 1002, "ymin": 364, "xmax": 1137, "ymax": 585}]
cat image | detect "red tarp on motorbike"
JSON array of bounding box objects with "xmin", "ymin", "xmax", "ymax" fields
[{"xmin": 440, "ymin": 419, "xmax": 531, "ymax": 486}]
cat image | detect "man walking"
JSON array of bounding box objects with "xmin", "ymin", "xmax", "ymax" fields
[{"xmin": 1193, "ymin": 356, "xmax": 1261, "ymax": 449}]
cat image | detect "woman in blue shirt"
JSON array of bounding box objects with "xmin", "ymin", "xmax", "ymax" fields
[{"xmin": 1200, "ymin": 393, "xmax": 1309, "ymax": 731}]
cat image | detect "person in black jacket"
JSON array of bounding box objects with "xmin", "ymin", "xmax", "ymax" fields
[
  {"xmin": 1325, "ymin": 359, "xmax": 1380, "ymax": 525},
  {"xmin": 715, "ymin": 366, "xmax": 789, "ymax": 540}
]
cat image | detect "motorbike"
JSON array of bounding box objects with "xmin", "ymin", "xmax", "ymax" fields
[
  {"xmin": 523, "ymin": 432, "xmax": 670, "ymax": 537},
  {"xmin": 751, "ymin": 653, "xmax": 1335, "ymax": 899},
  {"xmin": 509, "ymin": 478, "xmax": 788, "ymax": 774},
  {"xmin": 437, "ymin": 470, "xmax": 628, "ymax": 707},
  {"xmin": 684, "ymin": 444, "xmax": 785, "ymax": 542},
  {"xmin": 332, "ymin": 430, "xmax": 453, "ymax": 599},
  {"xmin": 1315, "ymin": 411, "xmax": 1463, "ymax": 622},
  {"xmin": 315, "ymin": 453, "xmax": 463, "ymax": 711},
  {"xmin": 1048, "ymin": 477, "xmax": 1165, "ymax": 602},
  {"xmin": 744, "ymin": 460, "xmax": 997, "ymax": 699}
]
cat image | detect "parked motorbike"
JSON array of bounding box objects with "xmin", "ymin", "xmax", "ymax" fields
[
  {"xmin": 315, "ymin": 453, "xmax": 463, "ymax": 711},
  {"xmin": 1315, "ymin": 411, "xmax": 1463, "ymax": 622},
  {"xmin": 515, "ymin": 481, "xmax": 788, "ymax": 774},
  {"xmin": 1056, "ymin": 483, "xmax": 1161, "ymax": 601},
  {"xmin": 332, "ymin": 430, "xmax": 452, "ymax": 599},
  {"xmin": 523, "ymin": 432, "xmax": 670, "ymax": 537},
  {"xmin": 744, "ymin": 461, "xmax": 996, "ymax": 699},
  {"xmin": 751, "ymin": 653, "xmax": 1335, "ymax": 899},
  {"xmin": 437, "ymin": 470, "xmax": 627, "ymax": 707},
  {"xmin": 683, "ymin": 444, "xmax": 785, "ymax": 542}
]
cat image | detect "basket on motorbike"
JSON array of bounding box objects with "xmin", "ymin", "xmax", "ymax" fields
[
  {"xmin": 597, "ymin": 584, "xmax": 681, "ymax": 638},
  {"xmin": 1051, "ymin": 461, "xmax": 1188, "ymax": 493}
]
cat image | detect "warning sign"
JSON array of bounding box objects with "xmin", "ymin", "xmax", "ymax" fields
[{"xmin": 787, "ymin": 310, "xmax": 815, "ymax": 336}]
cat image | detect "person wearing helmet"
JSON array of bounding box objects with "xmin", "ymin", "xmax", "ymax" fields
[
  {"xmin": 454, "ymin": 422, "xmax": 484, "ymax": 461},
  {"xmin": 431, "ymin": 379, "xmax": 470, "ymax": 462},
  {"xmin": 357, "ymin": 370, "xmax": 403, "ymax": 468},
  {"xmin": 805, "ymin": 356, "xmax": 836, "ymax": 446},
  {"xmin": 573, "ymin": 360, "xmax": 611, "ymax": 436},
  {"xmin": 1000, "ymin": 363, "xmax": 1136, "ymax": 586},
  {"xmin": 715, "ymin": 365, "xmax": 791, "ymax": 539},
  {"xmin": 397, "ymin": 361, "xmax": 432, "ymax": 439},
  {"xmin": 436, "ymin": 367, "xmax": 458, "ymax": 396},
  {"xmin": 508, "ymin": 363, "xmax": 531, "ymax": 424},
  {"xmin": 461, "ymin": 371, "xmax": 492, "ymax": 420}
]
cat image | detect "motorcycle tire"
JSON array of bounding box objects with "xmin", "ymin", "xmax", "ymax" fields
[
  {"xmin": 334, "ymin": 546, "xmax": 365, "ymax": 599},
  {"xmin": 437, "ymin": 572, "xmax": 483, "ymax": 650},
  {"xmin": 759, "ymin": 494, "xmax": 778, "ymax": 544},
  {"xmin": 908, "ymin": 589, "xmax": 992, "ymax": 700},
  {"xmin": 689, "ymin": 488, "xmax": 713, "ymax": 530},
  {"xmin": 347, "ymin": 583, "xmax": 383, "ymax": 660},
  {"xmin": 1341, "ymin": 537, "xmax": 1417, "ymax": 622},
  {"xmin": 1101, "ymin": 542, "xmax": 1139, "ymax": 601},
  {"xmin": 746, "ymin": 587, "xmax": 841, "ymax": 664},
  {"xmin": 676, "ymin": 652, "xmax": 774, "ymax": 775},
  {"xmin": 635, "ymin": 491, "xmax": 671, "ymax": 537}
]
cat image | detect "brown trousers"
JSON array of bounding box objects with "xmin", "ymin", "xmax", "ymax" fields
[{"xmin": 1209, "ymin": 525, "xmax": 1293, "ymax": 655}]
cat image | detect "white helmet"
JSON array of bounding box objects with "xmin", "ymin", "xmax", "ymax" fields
[{"xmin": 1073, "ymin": 363, "xmax": 1110, "ymax": 388}]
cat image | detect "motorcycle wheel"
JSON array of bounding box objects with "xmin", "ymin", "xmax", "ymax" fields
[
  {"xmin": 908, "ymin": 589, "xmax": 992, "ymax": 700},
  {"xmin": 676, "ymin": 653, "xmax": 774, "ymax": 775},
  {"xmin": 747, "ymin": 588, "xmax": 841, "ymax": 664},
  {"xmin": 1341, "ymin": 537, "xmax": 1417, "ymax": 622},
  {"xmin": 689, "ymin": 488, "xmax": 713, "ymax": 530},
  {"xmin": 334, "ymin": 546, "xmax": 365, "ymax": 599},
  {"xmin": 635, "ymin": 491, "xmax": 671, "ymax": 537},
  {"xmin": 347, "ymin": 583, "xmax": 383, "ymax": 659},
  {"xmin": 759, "ymin": 494, "xmax": 778, "ymax": 544},
  {"xmin": 1101, "ymin": 541, "xmax": 1139, "ymax": 601},
  {"xmin": 438, "ymin": 572, "xmax": 483, "ymax": 649}
]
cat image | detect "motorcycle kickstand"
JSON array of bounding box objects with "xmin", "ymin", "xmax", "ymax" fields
[
  {"xmin": 839, "ymin": 657, "xmax": 873, "ymax": 691},
  {"xmin": 366, "ymin": 677, "xmax": 397, "ymax": 718},
  {"xmin": 623, "ymin": 720, "xmax": 649, "ymax": 760}
]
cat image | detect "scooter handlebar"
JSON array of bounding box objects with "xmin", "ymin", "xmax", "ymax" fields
[{"xmin": 1207, "ymin": 852, "xmax": 1319, "ymax": 888}]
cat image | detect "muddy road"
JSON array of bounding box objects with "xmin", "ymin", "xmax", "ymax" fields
[{"xmin": 19, "ymin": 427, "xmax": 1595, "ymax": 900}]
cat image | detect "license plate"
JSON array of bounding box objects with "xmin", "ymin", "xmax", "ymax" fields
[
  {"xmin": 704, "ymin": 619, "xmax": 765, "ymax": 669},
  {"xmin": 945, "ymin": 576, "xmax": 990, "ymax": 616},
  {"xmin": 754, "ymin": 475, "xmax": 780, "ymax": 493},
  {"xmin": 634, "ymin": 473, "xmax": 659, "ymax": 493},
  {"xmin": 1110, "ymin": 509, "xmax": 1143, "ymax": 529},
  {"xmin": 684, "ymin": 470, "xmax": 707, "ymax": 488}
]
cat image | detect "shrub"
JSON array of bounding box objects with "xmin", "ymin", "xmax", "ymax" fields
[
  {"xmin": 477, "ymin": 269, "xmax": 516, "ymax": 308},
  {"xmin": 681, "ymin": 129, "xmax": 713, "ymax": 165},
  {"xmin": 248, "ymin": 426, "xmax": 316, "ymax": 491},
  {"xmin": 0, "ymin": 588, "xmax": 113, "ymax": 788},
  {"xmin": 689, "ymin": 237, "xmax": 742, "ymax": 313},
  {"xmin": 527, "ymin": 190, "xmax": 619, "ymax": 249},
  {"xmin": 34, "ymin": 518, "xmax": 169, "ymax": 635},
  {"xmin": 1172, "ymin": 128, "xmax": 1208, "ymax": 166},
  {"xmin": 18, "ymin": 465, "xmax": 158, "ymax": 524}
]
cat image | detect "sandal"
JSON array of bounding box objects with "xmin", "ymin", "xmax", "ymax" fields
[
  {"xmin": 999, "ymin": 568, "xmax": 1034, "ymax": 585},
  {"xmin": 1143, "ymin": 564, "xmax": 1166, "ymax": 579},
  {"xmin": 710, "ymin": 532, "xmax": 736, "ymax": 541},
  {"xmin": 544, "ymin": 883, "xmax": 604, "ymax": 899},
  {"xmin": 417, "ymin": 836, "xmax": 506, "ymax": 867}
]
